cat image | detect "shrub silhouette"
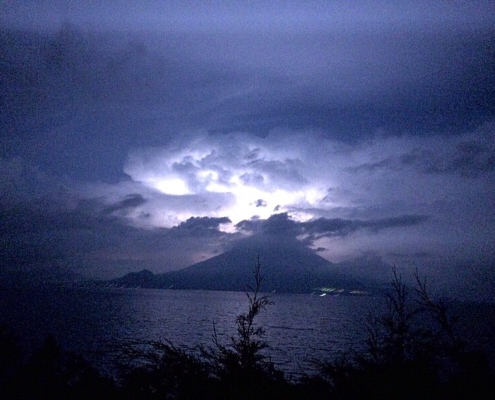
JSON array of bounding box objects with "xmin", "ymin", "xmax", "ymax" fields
[
  {"xmin": 200, "ymin": 257, "xmax": 290, "ymax": 399},
  {"xmin": 118, "ymin": 339, "xmax": 212, "ymax": 399},
  {"xmin": 119, "ymin": 257, "xmax": 293, "ymax": 399},
  {"xmin": 304, "ymin": 267, "xmax": 494, "ymax": 400},
  {"xmin": 0, "ymin": 324, "xmax": 22, "ymax": 395},
  {"xmin": 0, "ymin": 333, "xmax": 117, "ymax": 400}
]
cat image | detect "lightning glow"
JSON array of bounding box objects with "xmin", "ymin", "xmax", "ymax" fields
[{"xmin": 130, "ymin": 142, "xmax": 329, "ymax": 227}]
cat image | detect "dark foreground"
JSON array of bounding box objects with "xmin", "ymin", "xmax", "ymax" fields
[{"xmin": 1, "ymin": 268, "xmax": 494, "ymax": 399}]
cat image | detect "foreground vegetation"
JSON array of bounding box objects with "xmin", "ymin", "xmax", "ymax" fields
[{"xmin": 1, "ymin": 263, "xmax": 493, "ymax": 399}]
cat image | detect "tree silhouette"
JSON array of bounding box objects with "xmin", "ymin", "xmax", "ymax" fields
[{"xmin": 306, "ymin": 267, "xmax": 495, "ymax": 400}]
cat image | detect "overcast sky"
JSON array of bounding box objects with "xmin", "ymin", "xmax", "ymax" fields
[{"xmin": 1, "ymin": 1, "xmax": 494, "ymax": 295}]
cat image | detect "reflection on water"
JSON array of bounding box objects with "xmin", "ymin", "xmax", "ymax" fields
[{"xmin": 1, "ymin": 287, "xmax": 494, "ymax": 376}]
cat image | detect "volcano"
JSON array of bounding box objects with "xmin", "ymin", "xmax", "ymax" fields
[{"xmin": 110, "ymin": 234, "xmax": 371, "ymax": 293}]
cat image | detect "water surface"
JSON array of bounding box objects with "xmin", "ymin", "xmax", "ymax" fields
[{"xmin": 1, "ymin": 287, "xmax": 493, "ymax": 376}]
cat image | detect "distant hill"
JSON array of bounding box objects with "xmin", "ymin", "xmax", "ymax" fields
[
  {"xmin": 113, "ymin": 269, "xmax": 157, "ymax": 288},
  {"xmin": 102, "ymin": 235, "xmax": 379, "ymax": 294}
]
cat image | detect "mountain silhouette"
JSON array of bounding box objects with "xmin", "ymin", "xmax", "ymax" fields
[{"xmin": 107, "ymin": 234, "xmax": 371, "ymax": 293}]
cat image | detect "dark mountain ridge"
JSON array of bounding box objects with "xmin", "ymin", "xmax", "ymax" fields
[{"xmin": 101, "ymin": 235, "xmax": 381, "ymax": 294}]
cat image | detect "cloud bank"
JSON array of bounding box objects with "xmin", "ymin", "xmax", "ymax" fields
[{"xmin": 0, "ymin": 2, "xmax": 494, "ymax": 297}]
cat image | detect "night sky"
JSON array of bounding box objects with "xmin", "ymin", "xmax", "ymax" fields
[{"xmin": 1, "ymin": 1, "xmax": 494, "ymax": 297}]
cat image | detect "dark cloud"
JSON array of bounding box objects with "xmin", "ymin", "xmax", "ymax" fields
[
  {"xmin": 424, "ymin": 139, "xmax": 495, "ymax": 177},
  {"xmin": 235, "ymin": 217, "xmax": 262, "ymax": 233},
  {"xmin": 235, "ymin": 214, "xmax": 299, "ymax": 236},
  {"xmin": 348, "ymin": 157, "xmax": 398, "ymax": 174},
  {"xmin": 1, "ymin": 13, "xmax": 494, "ymax": 183},
  {"xmin": 395, "ymin": 136, "xmax": 495, "ymax": 178},
  {"xmin": 260, "ymin": 213, "xmax": 299, "ymax": 236},
  {"xmin": 302, "ymin": 214, "xmax": 430, "ymax": 239},
  {"xmin": 350, "ymin": 126, "xmax": 495, "ymax": 178},
  {"xmin": 0, "ymin": 191, "xmax": 233, "ymax": 278},
  {"xmin": 102, "ymin": 194, "xmax": 147, "ymax": 215},
  {"xmin": 240, "ymin": 173, "xmax": 264, "ymax": 186},
  {"xmin": 247, "ymin": 159, "xmax": 308, "ymax": 188},
  {"xmin": 237, "ymin": 213, "xmax": 429, "ymax": 241},
  {"xmin": 0, "ymin": 198, "xmax": 100, "ymax": 235},
  {"xmin": 302, "ymin": 218, "xmax": 357, "ymax": 237},
  {"xmin": 0, "ymin": 197, "xmax": 121, "ymax": 274},
  {"xmin": 362, "ymin": 215, "xmax": 430, "ymax": 231},
  {"xmin": 177, "ymin": 216, "xmax": 231, "ymax": 231},
  {"xmin": 254, "ymin": 199, "xmax": 267, "ymax": 207},
  {"xmin": 0, "ymin": 27, "xmax": 242, "ymax": 182}
]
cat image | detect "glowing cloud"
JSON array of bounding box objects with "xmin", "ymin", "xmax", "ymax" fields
[
  {"xmin": 123, "ymin": 132, "xmax": 332, "ymax": 227},
  {"xmin": 153, "ymin": 178, "xmax": 190, "ymax": 195}
]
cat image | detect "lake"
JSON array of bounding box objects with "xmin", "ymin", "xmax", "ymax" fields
[{"xmin": 1, "ymin": 287, "xmax": 494, "ymax": 377}]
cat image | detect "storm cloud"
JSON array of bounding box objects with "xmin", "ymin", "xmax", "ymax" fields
[
  {"xmin": 236, "ymin": 212, "xmax": 429, "ymax": 240},
  {"xmin": 1, "ymin": 1, "xmax": 494, "ymax": 295}
]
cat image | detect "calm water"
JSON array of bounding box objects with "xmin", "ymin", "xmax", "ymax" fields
[{"xmin": 1, "ymin": 287, "xmax": 494, "ymax": 377}]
